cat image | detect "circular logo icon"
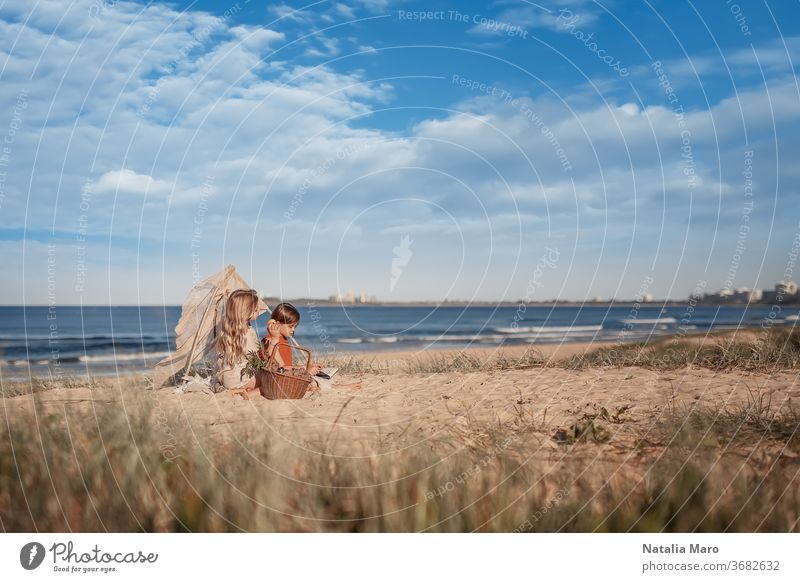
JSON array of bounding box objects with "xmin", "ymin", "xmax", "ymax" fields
[{"xmin": 20, "ymin": 542, "xmax": 46, "ymax": 570}]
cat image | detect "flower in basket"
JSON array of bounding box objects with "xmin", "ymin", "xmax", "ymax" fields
[{"xmin": 242, "ymin": 350, "xmax": 270, "ymax": 379}]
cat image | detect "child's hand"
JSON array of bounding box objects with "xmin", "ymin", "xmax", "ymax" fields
[
  {"xmin": 261, "ymin": 336, "xmax": 283, "ymax": 364},
  {"xmin": 308, "ymin": 363, "xmax": 322, "ymax": 376}
]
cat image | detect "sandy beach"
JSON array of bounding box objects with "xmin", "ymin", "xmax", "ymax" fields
[
  {"xmin": 8, "ymin": 349, "xmax": 799, "ymax": 450},
  {"xmin": 6, "ymin": 342, "xmax": 799, "ymax": 452},
  {"xmin": 3, "ymin": 333, "xmax": 799, "ymax": 532}
]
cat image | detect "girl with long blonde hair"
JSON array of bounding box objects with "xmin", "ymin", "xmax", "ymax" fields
[{"xmin": 215, "ymin": 289, "xmax": 261, "ymax": 392}]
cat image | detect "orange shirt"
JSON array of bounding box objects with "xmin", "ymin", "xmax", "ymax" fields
[
  {"xmin": 263, "ymin": 335, "xmax": 292, "ymax": 366},
  {"xmin": 278, "ymin": 335, "xmax": 292, "ymax": 366}
]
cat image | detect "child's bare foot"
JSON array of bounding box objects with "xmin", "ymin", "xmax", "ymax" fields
[
  {"xmin": 240, "ymin": 385, "xmax": 261, "ymax": 400},
  {"xmin": 337, "ymin": 381, "xmax": 361, "ymax": 390}
]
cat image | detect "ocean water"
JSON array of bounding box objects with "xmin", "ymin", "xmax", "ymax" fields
[{"xmin": 0, "ymin": 304, "xmax": 797, "ymax": 379}]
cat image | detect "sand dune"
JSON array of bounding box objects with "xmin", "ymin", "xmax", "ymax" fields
[{"xmin": 7, "ymin": 343, "xmax": 798, "ymax": 457}]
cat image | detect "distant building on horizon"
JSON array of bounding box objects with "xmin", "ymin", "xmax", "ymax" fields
[
  {"xmin": 762, "ymin": 281, "xmax": 798, "ymax": 304},
  {"xmin": 329, "ymin": 290, "xmax": 378, "ymax": 304},
  {"xmin": 702, "ymin": 282, "xmax": 796, "ymax": 304}
]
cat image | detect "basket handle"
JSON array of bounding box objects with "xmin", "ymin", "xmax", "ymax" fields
[{"xmin": 263, "ymin": 339, "xmax": 313, "ymax": 371}]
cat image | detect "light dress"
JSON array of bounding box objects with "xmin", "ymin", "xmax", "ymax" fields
[{"xmin": 215, "ymin": 327, "xmax": 260, "ymax": 390}]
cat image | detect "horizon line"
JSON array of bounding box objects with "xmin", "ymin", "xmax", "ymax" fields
[{"xmin": 0, "ymin": 298, "xmax": 736, "ymax": 307}]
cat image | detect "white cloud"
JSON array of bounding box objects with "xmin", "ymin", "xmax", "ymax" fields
[
  {"xmin": 266, "ymin": 3, "xmax": 315, "ymax": 24},
  {"xmin": 230, "ymin": 26, "xmax": 286, "ymax": 52},
  {"xmin": 334, "ymin": 3, "xmax": 357, "ymax": 19},
  {"xmin": 466, "ymin": 1, "xmax": 600, "ymax": 37},
  {"xmin": 630, "ymin": 37, "xmax": 800, "ymax": 84},
  {"xmin": 95, "ymin": 169, "xmax": 173, "ymax": 197},
  {"xmin": 350, "ymin": 0, "xmax": 394, "ymax": 12},
  {"xmin": 303, "ymin": 36, "xmax": 341, "ymax": 58}
]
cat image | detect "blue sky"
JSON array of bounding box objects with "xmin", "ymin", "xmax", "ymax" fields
[{"xmin": 1, "ymin": 0, "xmax": 798, "ymax": 304}]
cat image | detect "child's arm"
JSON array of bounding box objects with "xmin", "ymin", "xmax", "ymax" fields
[
  {"xmin": 263, "ymin": 336, "xmax": 288, "ymax": 367},
  {"xmin": 272, "ymin": 341, "xmax": 319, "ymax": 373},
  {"xmin": 264, "ymin": 319, "xmax": 288, "ymax": 367}
]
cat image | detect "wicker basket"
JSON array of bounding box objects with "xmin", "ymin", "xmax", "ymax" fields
[{"xmin": 257, "ymin": 341, "xmax": 313, "ymax": 400}]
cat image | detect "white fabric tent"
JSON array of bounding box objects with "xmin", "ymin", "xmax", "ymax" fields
[{"xmin": 152, "ymin": 265, "xmax": 269, "ymax": 389}]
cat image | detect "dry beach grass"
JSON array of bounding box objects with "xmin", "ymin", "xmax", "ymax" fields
[{"xmin": 1, "ymin": 329, "xmax": 799, "ymax": 532}]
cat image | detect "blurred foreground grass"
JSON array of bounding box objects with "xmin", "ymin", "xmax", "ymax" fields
[{"xmin": 1, "ymin": 387, "xmax": 797, "ymax": 532}]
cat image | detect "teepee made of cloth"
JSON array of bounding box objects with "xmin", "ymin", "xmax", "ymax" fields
[{"xmin": 152, "ymin": 265, "xmax": 269, "ymax": 389}]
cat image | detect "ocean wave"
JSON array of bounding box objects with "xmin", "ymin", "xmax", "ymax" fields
[
  {"xmin": 418, "ymin": 334, "xmax": 490, "ymax": 341},
  {"xmin": 26, "ymin": 356, "xmax": 83, "ymax": 365},
  {"xmin": 1, "ymin": 350, "xmax": 173, "ymax": 366},
  {"xmin": 79, "ymin": 351, "xmax": 173, "ymax": 363},
  {"xmin": 334, "ymin": 330, "xmax": 608, "ymax": 345},
  {"xmin": 0, "ymin": 333, "xmax": 172, "ymax": 342},
  {"xmin": 493, "ymin": 325, "xmax": 603, "ymax": 334},
  {"xmin": 622, "ymin": 317, "xmax": 678, "ymax": 325}
]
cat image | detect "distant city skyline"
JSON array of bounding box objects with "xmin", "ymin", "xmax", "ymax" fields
[
  {"xmin": 1, "ymin": 1, "xmax": 799, "ymax": 305},
  {"xmin": 253, "ymin": 278, "xmax": 800, "ymax": 306}
]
